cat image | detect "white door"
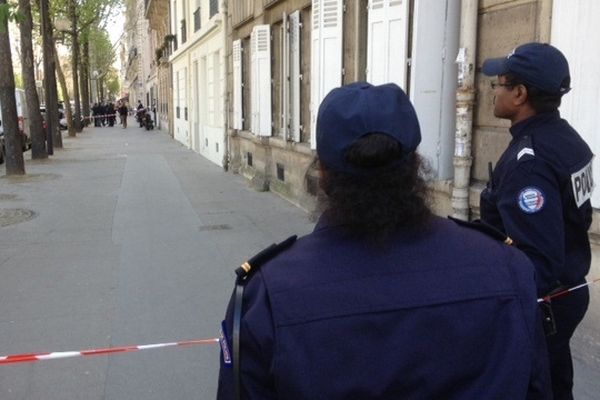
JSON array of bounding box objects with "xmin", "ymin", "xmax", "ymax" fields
[
  {"xmin": 551, "ymin": 0, "xmax": 600, "ymax": 205},
  {"xmin": 366, "ymin": 0, "xmax": 409, "ymax": 88},
  {"xmin": 310, "ymin": 0, "xmax": 343, "ymax": 149}
]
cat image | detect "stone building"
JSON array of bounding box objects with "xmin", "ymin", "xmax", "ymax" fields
[
  {"xmin": 145, "ymin": 0, "xmax": 173, "ymax": 132},
  {"xmin": 226, "ymin": 0, "xmax": 460, "ymax": 211},
  {"xmin": 124, "ymin": 0, "xmax": 600, "ymax": 228},
  {"xmin": 168, "ymin": 0, "xmax": 228, "ymax": 167}
]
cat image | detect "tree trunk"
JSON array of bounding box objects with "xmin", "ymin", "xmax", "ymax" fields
[
  {"xmin": 80, "ymin": 38, "xmax": 90, "ymax": 126},
  {"xmin": 54, "ymin": 44, "xmax": 75, "ymax": 138},
  {"xmin": 68, "ymin": 0, "xmax": 81, "ymax": 133},
  {"xmin": 0, "ymin": 0, "xmax": 25, "ymax": 175},
  {"xmin": 18, "ymin": 0, "xmax": 47, "ymax": 159},
  {"xmin": 40, "ymin": 0, "xmax": 61, "ymax": 151},
  {"xmin": 99, "ymin": 77, "xmax": 104, "ymax": 102}
]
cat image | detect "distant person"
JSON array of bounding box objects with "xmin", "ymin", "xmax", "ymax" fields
[
  {"xmin": 92, "ymin": 103, "xmax": 100, "ymax": 127},
  {"xmin": 107, "ymin": 103, "xmax": 116, "ymax": 127},
  {"xmin": 118, "ymin": 102, "xmax": 128, "ymax": 129},
  {"xmin": 217, "ymin": 82, "xmax": 551, "ymax": 399}
]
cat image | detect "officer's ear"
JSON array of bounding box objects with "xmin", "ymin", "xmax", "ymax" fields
[{"xmin": 513, "ymin": 84, "xmax": 529, "ymax": 107}]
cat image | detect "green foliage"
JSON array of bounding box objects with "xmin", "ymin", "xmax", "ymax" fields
[
  {"xmin": 14, "ymin": 72, "xmax": 23, "ymax": 88},
  {"xmin": 0, "ymin": 3, "xmax": 23, "ymax": 31},
  {"xmin": 105, "ymin": 68, "xmax": 120, "ymax": 98},
  {"xmin": 89, "ymin": 27, "xmax": 116, "ymax": 73}
]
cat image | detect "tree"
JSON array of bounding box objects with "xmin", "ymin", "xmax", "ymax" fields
[
  {"xmin": 40, "ymin": 0, "xmax": 61, "ymax": 150},
  {"xmin": 54, "ymin": 42, "xmax": 76, "ymax": 137},
  {"xmin": 0, "ymin": 0, "xmax": 25, "ymax": 174},
  {"xmin": 80, "ymin": 36, "xmax": 90, "ymax": 124},
  {"xmin": 67, "ymin": 0, "xmax": 82, "ymax": 133},
  {"xmin": 50, "ymin": 0, "xmax": 121, "ymax": 131},
  {"xmin": 18, "ymin": 0, "xmax": 46, "ymax": 159}
]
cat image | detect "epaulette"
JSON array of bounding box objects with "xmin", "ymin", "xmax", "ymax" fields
[
  {"xmin": 231, "ymin": 234, "xmax": 297, "ymax": 400},
  {"xmin": 235, "ymin": 235, "xmax": 298, "ymax": 280},
  {"xmin": 516, "ymin": 135, "xmax": 535, "ymax": 162},
  {"xmin": 448, "ymin": 216, "xmax": 513, "ymax": 245}
]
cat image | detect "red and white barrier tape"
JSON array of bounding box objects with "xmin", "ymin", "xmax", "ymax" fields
[
  {"xmin": 83, "ymin": 113, "xmax": 119, "ymax": 120},
  {"xmin": 1, "ymin": 278, "xmax": 598, "ymax": 366},
  {"xmin": 537, "ymin": 277, "xmax": 600, "ymax": 303},
  {"xmin": 0, "ymin": 338, "xmax": 219, "ymax": 365}
]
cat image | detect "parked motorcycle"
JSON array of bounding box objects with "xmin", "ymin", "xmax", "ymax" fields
[
  {"xmin": 136, "ymin": 108, "xmax": 147, "ymax": 127},
  {"xmin": 144, "ymin": 113, "xmax": 154, "ymax": 130}
]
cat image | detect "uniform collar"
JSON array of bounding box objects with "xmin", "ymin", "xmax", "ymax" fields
[
  {"xmin": 509, "ymin": 110, "xmax": 561, "ymax": 140},
  {"xmin": 313, "ymin": 212, "xmax": 344, "ymax": 232}
]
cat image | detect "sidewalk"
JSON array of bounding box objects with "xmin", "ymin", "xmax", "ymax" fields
[
  {"xmin": 0, "ymin": 125, "xmax": 598, "ymax": 399},
  {"xmin": 0, "ymin": 126, "xmax": 313, "ymax": 399}
]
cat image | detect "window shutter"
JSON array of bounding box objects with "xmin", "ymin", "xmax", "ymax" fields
[
  {"xmin": 367, "ymin": 0, "xmax": 409, "ymax": 87},
  {"xmin": 233, "ymin": 40, "xmax": 243, "ymax": 129},
  {"xmin": 289, "ymin": 10, "xmax": 301, "ymax": 142},
  {"xmin": 310, "ymin": 0, "xmax": 343, "ymax": 149},
  {"xmin": 251, "ymin": 25, "xmax": 272, "ymax": 136},
  {"xmin": 281, "ymin": 13, "xmax": 290, "ymax": 138}
]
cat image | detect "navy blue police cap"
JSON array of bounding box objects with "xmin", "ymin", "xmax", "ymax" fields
[
  {"xmin": 316, "ymin": 82, "xmax": 421, "ymax": 175},
  {"xmin": 482, "ymin": 42, "xmax": 571, "ymax": 95}
]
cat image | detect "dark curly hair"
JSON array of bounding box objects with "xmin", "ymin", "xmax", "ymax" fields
[{"xmin": 317, "ymin": 133, "xmax": 431, "ymax": 242}]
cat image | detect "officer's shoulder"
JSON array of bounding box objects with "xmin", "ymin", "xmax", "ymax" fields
[
  {"xmin": 235, "ymin": 235, "xmax": 298, "ymax": 280},
  {"xmin": 515, "ymin": 135, "xmax": 536, "ymax": 163},
  {"xmin": 447, "ymin": 217, "xmax": 513, "ymax": 245}
]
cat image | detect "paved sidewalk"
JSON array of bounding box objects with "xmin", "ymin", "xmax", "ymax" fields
[
  {"xmin": 0, "ymin": 126, "xmax": 313, "ymax": 399},
  {"xmin": 0, "ymin": 125, "xmax": 598, "ymax": 399}
]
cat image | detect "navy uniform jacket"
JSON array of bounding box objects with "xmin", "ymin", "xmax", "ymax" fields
[
  {"xmin": 480, "ymin": 111, "xmax": 593, "ymax": 296},
  {"xmin": 217, "ymin": 216, "xmax": 550, "ymax": 399}
]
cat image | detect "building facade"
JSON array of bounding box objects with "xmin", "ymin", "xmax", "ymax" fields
[
  {"xmin": 145, "ymin": 0, "xmax": 173, "ymax": 132},
  {"xmin": 226, "ymin": 0, "xmax": 460, "ymax": 210},
  {"xmin": 123, "ymin": 0, "xmax": 600, "ymax": 230},
  {"xmin": 168, "ymin": 0, "xmax": 228, "ymax": 167}
]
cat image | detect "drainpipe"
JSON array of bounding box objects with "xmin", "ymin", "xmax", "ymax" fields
[
  {"xmin": 221, "ymin": 0, "xmax": 230, "ymax": 171},
  {"xmin": 452, "ymin": 0, "xmax": 478, "ymax": 221}
]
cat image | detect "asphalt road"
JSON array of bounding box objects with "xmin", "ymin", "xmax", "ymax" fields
[{"xmin": 0, "ymin": 125, "xmax": 598, "ymax": 399}]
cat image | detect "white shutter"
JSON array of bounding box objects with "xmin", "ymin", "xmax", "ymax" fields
[
  {"xmin": 310, "ymin": 0, "xmax": 343, "ymax": 149},
  {"xmin": 281, "ymin": 13, "xmax": 290, "ymax": 138},
  {"xmin": 207, "ymin": 56, "xmax": 215, "ymax": 125},
  {"xmin": 232, "ymin": 39, "xmax": 243, "ymax": 129},
  {"xmin": 289, "ymin": 10, "xmax": 301, "ymax": 142},
  {"xmin": 251, "ymin": 25, "xmax": 272, "ymax": 136},
  {"xmin": 251, "ymin": 32, "xmax": 259, "ymax": 134},
  {"xmin": 367, "ymin": 0, "xmax": 409, "ymax": 87}
]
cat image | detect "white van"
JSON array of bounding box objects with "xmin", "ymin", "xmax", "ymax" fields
[{"xmin": 0, "ymin": 89, "xmax": 31, "ymax": 159}]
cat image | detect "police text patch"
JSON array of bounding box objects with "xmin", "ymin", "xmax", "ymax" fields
[
  {"xmin": 220, "ymin": 320, "xmax": 232, "ymax": 366},
  {"xmin": 518, "ymin": 187, "xmax": 545, "ymax": 214},
  {"xmin": 571, "ymin": 159, "xmax": 594, "ymax": 208}
]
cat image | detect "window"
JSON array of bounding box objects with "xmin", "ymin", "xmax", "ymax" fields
[
  {"xmin": 209, "ymin": 0, "xmax": 219, "ymax": 18},
  {"xmin": 279, "ymin": 11, "xmax": 301, "ymax": 141},
  {"xmin": 181, "ymin": 19, "xmax": 187, "ymax": 43},
  {"xmin": 194, "ymin": 7, "xmax": 201, "ymax": 31},
  {"xmin": 276, "ymin": 163, "xmax": 285, "ymax": 181}
]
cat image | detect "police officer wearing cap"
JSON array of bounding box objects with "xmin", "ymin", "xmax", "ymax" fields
[
  {"xmin": 217, "ymin": 82, "xmax": 550, "ymax": 399},
  {"xmin": 480, "ymin": 42, "xmax": 594, "ymax": 400}
]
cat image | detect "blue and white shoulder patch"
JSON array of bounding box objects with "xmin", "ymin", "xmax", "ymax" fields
[
  {"xmin": 571, "ymin": 158, "xmax": 594, "ymax": 208},
  {"xmin": 518, "ymin": 187, "xmax": 545, "ymax": 214}
]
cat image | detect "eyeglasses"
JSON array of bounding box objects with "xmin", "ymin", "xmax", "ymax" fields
[{"xmin": 490, "ymin": 81, "xmax": 515, "ymax": 90}]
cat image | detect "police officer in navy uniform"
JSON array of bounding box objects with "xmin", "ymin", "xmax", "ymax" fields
[
  {"xmin": 480, "ymin": 42, "xmax": 594, "ymax": 400},
  {"xmin": 218, "ymin": 82, "xmax": 551, "ymax": 399}
]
